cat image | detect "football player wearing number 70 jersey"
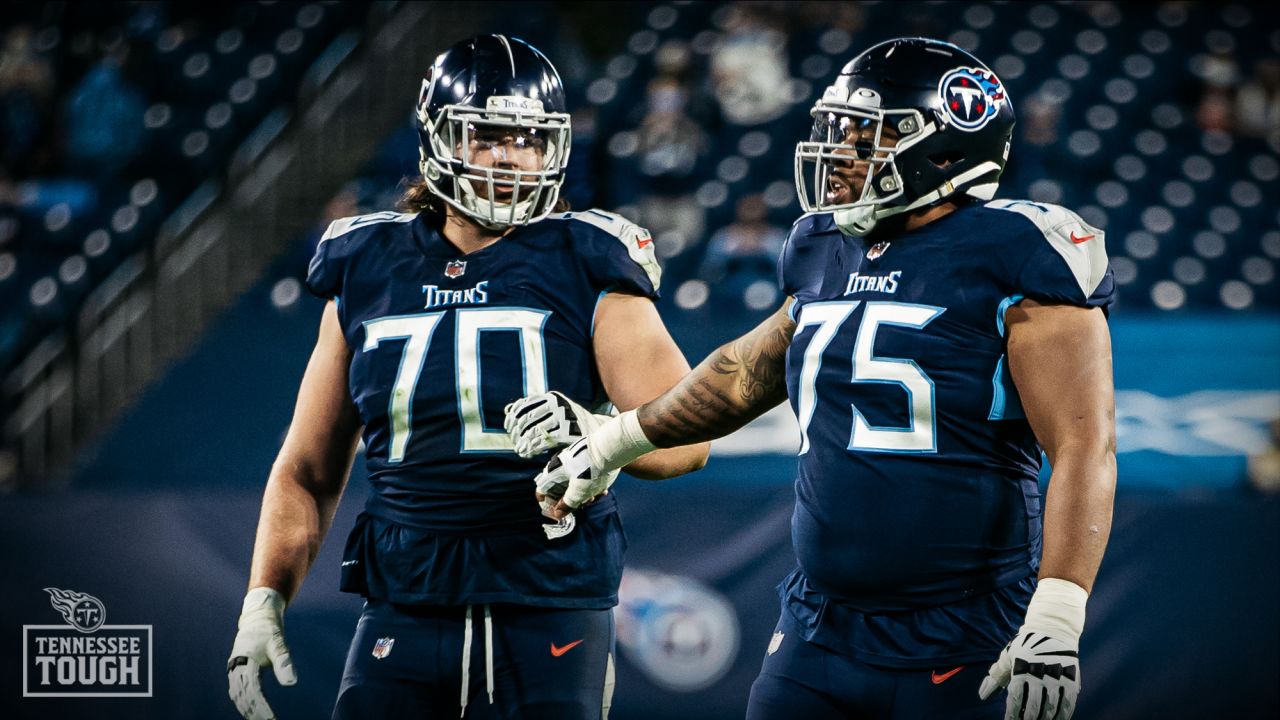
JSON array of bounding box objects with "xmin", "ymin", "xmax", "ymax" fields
[
  {"xmin": 225, "ymin": 35, "xmax": 707, "ymax": 720},
  {"xmin": 538, "ymin": 38, "xmax": 1116, "ymax": 720}
]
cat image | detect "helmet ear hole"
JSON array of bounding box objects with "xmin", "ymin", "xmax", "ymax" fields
[{"xmin": 928, "ymin": 150, "xmax": 965, "ymax": 169}]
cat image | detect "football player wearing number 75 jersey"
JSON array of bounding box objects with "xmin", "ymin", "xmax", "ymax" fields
[
  {"xmin": 537, "ymin": 38, "xmax": 1116, "ymax": 720},
  {"xmin": 226, "ymin": 35, "xmax": 707, "ymax": 720}
]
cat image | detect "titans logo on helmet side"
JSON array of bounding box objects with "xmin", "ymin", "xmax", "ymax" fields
[{"xmin": 938, "ymin": 67, "xmax": 1007, "ymax": 131}]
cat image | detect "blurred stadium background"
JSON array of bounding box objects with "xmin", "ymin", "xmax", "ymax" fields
[{"xmin": 0, "ymin": 1, "xmax": 1277, "ymax": 718}]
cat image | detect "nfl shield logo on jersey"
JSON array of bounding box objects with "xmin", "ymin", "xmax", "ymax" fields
[
  {"xmin": 445, "ymin": 260, "xmax": 466, "ymax": 278},
  {"xmin": 371, "ymin": 637, "xmax": 395, "ymax": 659}
]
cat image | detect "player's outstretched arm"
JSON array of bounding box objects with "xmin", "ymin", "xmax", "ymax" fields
[
  {"xmin": 229, "ymin": 300, "xmax": 363, "ymax": 720},
  {"xmin": 538, "ymin": 299, "xmax": 795, "ymax": 517},
  {"xmin": 636, "ymin": 297, "xmax": 795, "ymax": 447},
  {"xmin": 979, "ymin": 298, "xmax": 1116, "ymax": 720},
  {"xmin": 592, "ymin": 292, "xmax": 711, "ymax": 479}
]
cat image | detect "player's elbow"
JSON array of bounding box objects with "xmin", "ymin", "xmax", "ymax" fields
[
  {"xmin": 1044, "ymin": 418, "xmax": 1116, "ymax": 464},
  {"xmin": 627, "ymin": 442, "xmax": 710, "ymax": 480},
  {"xmin": 684, "ymin": 442, "xmax": 711, "ymax": 473},
  {"xmin": 270, "ymin": 451, "xmax": 345, "ymax": 500},
  {"xmin": 1047, "ymin": 436, "xmax": 1117, "ymax": 491}
]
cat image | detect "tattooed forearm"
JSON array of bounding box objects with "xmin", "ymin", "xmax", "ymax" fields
[
  {"xmin": 638, "ymin": 302, "xmax": 796, "ymax": 447},
  {"xmin": 709, "ymin": 316, "xmax": 792, "ymax": 405}
]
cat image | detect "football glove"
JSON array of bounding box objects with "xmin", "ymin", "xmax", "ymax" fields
[
  {"xmin": 535, "ymin": 436, "xmax": 620, "ymax": 509},
  {"xmin": 503, "ymin": 391, "xmax": 612, "ymax": 458},
  {"xmin": 536, "ymin": 411, "xmax": 656, "ymax": 518},
  {"xmin": 979, "ymin": 578, "xmax": 1088, "ymax": 720},
  {"xmin": 228, "ymin": 587, "xmax": 296, "ymax": 720}
]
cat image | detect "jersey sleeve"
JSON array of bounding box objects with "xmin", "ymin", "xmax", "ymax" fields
[
  {"xmin": 305, "ymin": 222, "xmax": 344, "ymax": 299},
  {"xmin": 566, "ymin": 210, "xmax": 662, "ymax": 299},
  {"xmin": 305, "ymin": 213, "xmax": 403, "ymax": 300},
  {"xmin": 778, "ymin": 213, "xmax": 839, "ymax": 301},
  {"xmin": 988, "ymin": 200, "xmax": 1117, "ymax": 315}
]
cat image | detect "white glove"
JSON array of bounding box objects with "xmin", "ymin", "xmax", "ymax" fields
[
  {"xmin": 228, "ymin": 587, "xmax": 296, "ymax": 720},
  {"xmin": 536, "ymin": 410, "xmax": 656, "ymax": 514},
  {"xmin": 979, "ymin": 578, "xmax": 1087, "ymax": 720},
  {"xmin": 535, "ymin": 436, "xmax": 620, "ymax": 509},
  {"xmin": 504, "ymin": 391, "xmax": 612, "ymax": 458}
]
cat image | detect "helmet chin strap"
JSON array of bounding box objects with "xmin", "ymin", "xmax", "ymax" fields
[
  {"xmin": 833, "ymin": 205, "xmax": 880, "ymax": 237},
  {"xmin": 832, "ymin": 161, "xmax": 1002, "ymax": 237}
]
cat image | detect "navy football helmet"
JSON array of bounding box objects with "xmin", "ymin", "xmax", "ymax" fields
[
  {"xmin": 795, "ymin": 37, "xmax": 1016, "ymax": 236},
  {"xmin": 417, "ymin": 35, "xmax": 571, "ymax": 229}
]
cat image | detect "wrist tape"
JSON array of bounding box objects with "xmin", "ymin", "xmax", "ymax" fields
[
  {"xmin": 585, "ymin": 410, "xmax": 657, "ymax": 472},
  {"xmin": 1023, "ymin": 577, "xmax": 1088, "ymax": 641}
]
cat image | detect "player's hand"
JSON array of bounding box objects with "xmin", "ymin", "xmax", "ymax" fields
[
  {"xmin": 979, "ymin": 579, "xmax": 1087, "ymax": 720},
  {"xmin": 503, "ymin": 391, "xmax": 610, "ymax": 458},
  {"xmin": 535, "ymin": 436, "xmax": 619, "ymax": 519},
  {"xmin": 228, "ymin": 587, "xmax": 296, "ymax": 720},
  {"xmin": 979, "ymin": 630, "xmax": 1079, "ymax": 720}
]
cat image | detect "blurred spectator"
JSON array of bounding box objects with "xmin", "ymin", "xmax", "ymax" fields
[
  {"xmin": 1247, "ymin": 418, "xmax": 1280, "ymax": 494},
  {"xmin": 1007, "ymin": 94, "xmax": 1062, "ymax": 191},
  {"xmin": 635, "ymin": 194, "xmax": 704, "ymax": 259},
  {"xmin": 1196, "ymin": 87, "xmax": 1235, "ymax": 134},
  {"xmin": 1235, "ymin": 58, "xmax": 1280, "ymax": 141},
  {"xmin": 652, "ymin": 39, "xmax": 721, "ymax": 132},
  {"xmin": 637, "ymin": 74, "xmax": 709, "ymax": 181},
  {"xmin": 0, "ymin": 25, "xmax": 57, "ymax": 177},
  {"xmin": 63, "ymin": 42, "xmax": 145, "ymax": 182},
  {"xmin": 1190, "ymin": 44, "xmax": 1241, "ymax": 134},
  {"xmin": 699, "ymin": 193, "xmax": 785, "ymax": 285},
  {"xmin": 1193, "ymin": 45, "xmax": 1241, "ymax": 90},
  {"xmin": 654, "ymin": 40, "xmax": 692, "ymax": 82},
  {"xmin": 1022, "ymin": 95, "xmax": 1062, "ymax": 147},
  {"xmin": 710, "ymin": 5, "xmax": 790, "ymax": 126},
  {"xmin": 630, "ymin": 71, "xmax": 712, "ymax": 253}
]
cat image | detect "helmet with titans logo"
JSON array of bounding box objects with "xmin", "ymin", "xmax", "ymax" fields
[{"xmin": 795, "ymin": 37, "xmax": 1016, "ymax": 236}]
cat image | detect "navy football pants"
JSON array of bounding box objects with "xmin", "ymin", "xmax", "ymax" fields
[
  {"xmin": 332, "ymin": 600, "xmax": 614, "ymax": 719},
  {"xmin": 747, "ymin": 608, "xmax": 1003, "ymax": 720}
]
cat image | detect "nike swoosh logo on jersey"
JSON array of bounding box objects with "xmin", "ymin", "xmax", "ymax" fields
[
  {"xmin": 1069, "ymin": 232, "xmax": 1095, "ymax": 244},
  {"xmin": 550, "ymin": 639, "xmax": 584, "ymax": 657},
  {"xmin": 931, "ymin": 666, "xmax": 965, "ymax": 684},
  {"xmin": 636, "ymin": 236, "xmax": 653, "ymax": 249}
]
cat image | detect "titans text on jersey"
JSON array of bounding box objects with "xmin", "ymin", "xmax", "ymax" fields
[
  {"xmin": 422, "ymin": 280, "xmax": 490, "ymax": 308},
  {"xmin": 305, "ymin": 208, "xmax": 659, "ymax": 609},
  {"xmin": 777, "ymin": 199, "xmax": 1115, "ymax": 668},
  {"xmin": 843, "ymin": 270, "xmax": 902, "ymax": 295}
]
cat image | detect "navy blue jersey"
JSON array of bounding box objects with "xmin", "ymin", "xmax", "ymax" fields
[
  {"xmin": 306, "ymin": 208, "xmax": 660, "ymax": 607},
  {"xmin": 778, "ymin": 200, "xmax": 1113, "ymax": 665}
]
